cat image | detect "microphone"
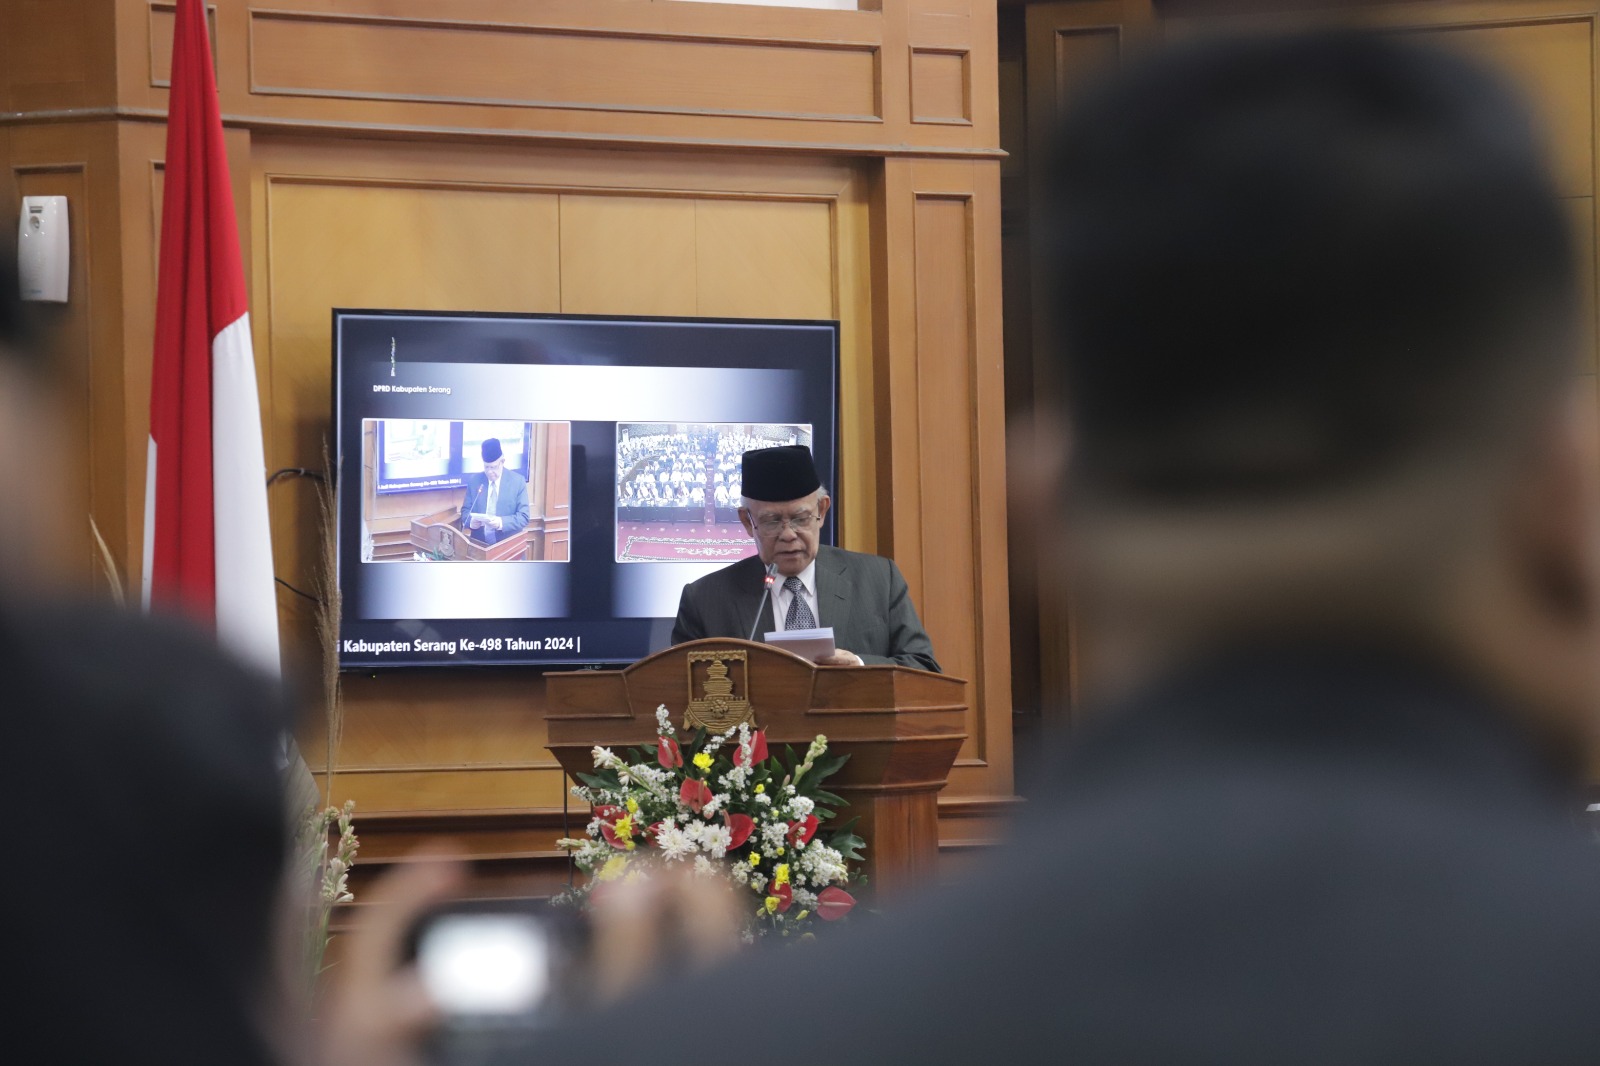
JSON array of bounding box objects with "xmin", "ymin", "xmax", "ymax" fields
[{"xmin": 746, "ymin": 562, "xmax": 778, "ymax": 643}]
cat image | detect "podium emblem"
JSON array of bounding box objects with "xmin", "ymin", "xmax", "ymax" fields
[
  {"xmin": 430, "ymin": 526, "xmax": 456, "ymax": 560},
  {"xmin": 685, "ymin": 650, "xmax": 754, "ymax": 733}
]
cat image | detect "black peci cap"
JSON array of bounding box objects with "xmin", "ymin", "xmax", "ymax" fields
[
  {"xmin": 481, "ymin": 437, "xmax": 504, "ymax": 463},
  {"xmin": 741, "ymin": 445, "xmax": 820, "ymax": 502}
]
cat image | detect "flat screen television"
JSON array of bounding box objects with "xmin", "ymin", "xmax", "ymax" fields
[{"xmin": 334, "ymin": 310, "xmax": 839, "ymax": 669}]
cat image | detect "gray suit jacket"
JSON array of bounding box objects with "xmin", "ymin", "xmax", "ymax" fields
[
  {"xmin": 457, "ymin": 468, "xmax": 530, "ymax": 545},
  {"xmin": 670, "ymin": 545, "xmax": 940, "ymax": 672}
]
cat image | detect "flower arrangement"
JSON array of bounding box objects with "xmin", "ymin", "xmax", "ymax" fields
[{"xmin": 558, "ymin": 706, "xmax": 864, "ymax": 939}]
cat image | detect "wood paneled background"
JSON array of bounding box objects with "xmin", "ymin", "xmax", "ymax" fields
[
  {"xmin": 0, "ymin": 0, "xmax": 1016, "ymax": 893},
  {"xmin": 8, "ymin": 0, "xmax": 1595, "ymax": 894}
]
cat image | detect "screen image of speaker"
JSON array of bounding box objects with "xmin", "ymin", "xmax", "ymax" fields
[{"xmin": 334, "ymin": 310, "xmax": 838, "ymax": 669}]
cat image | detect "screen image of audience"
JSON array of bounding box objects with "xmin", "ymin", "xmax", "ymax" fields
[{"xmin": 615, "ymin": 423, "xmax": 810, "ymax": 511}]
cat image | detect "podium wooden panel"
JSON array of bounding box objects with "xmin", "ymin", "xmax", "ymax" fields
[
  {"xmin": 544, "ymin": 639, "xmax": 967, "ymax": 896},
  {"xmin": 409, "ymin": 508, "xmax": 534, "ymax": 562}
]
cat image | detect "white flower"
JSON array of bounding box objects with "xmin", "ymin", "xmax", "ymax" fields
[
  {"xmin": 591, "ymin": 746, "xmax": 615, "ymax": 767},
  {"xmin": 798, "ymin": 842, "xmax": 848, "ymax": 885},
  {"xmin": 698, "ymin": 823, "xmax": 733, "ymax": 858},
  {"xmin": 755, "ymin": 793, "xmax": 772, "ymax": 806},
  {"xmin": 655, "ymin": 705, "xmax": 675, "ymax": 735},
  {"xmin": 656, "ymin": 823, "xmax": 693, "ymax": 862},
  {"xmin": 693, "ymin": 855, "xmax": 716, "ymax": 877},
  {"xmin": 702, "ymin": 793, "xmax": 728, "ymax": 817},
  {"xmin": 760, "ymin": 822, "xmax": 788, "ymax": 850},
  {"xmin": 787, "ymin": 796, "xmax": 815, "ymax": 819}
]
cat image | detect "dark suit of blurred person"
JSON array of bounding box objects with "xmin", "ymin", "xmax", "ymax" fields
[
  {"xmin": 0, "ymin": 260, "xmax": 290, "ymax": 1066},
  {"xmin": 486, "ymin": 31, "xmax": 1600, "ymax": 1066}
]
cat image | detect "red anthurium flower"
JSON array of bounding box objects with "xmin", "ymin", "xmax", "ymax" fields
[
  {"xmin": 679, "ymin": 777, "xmax": 713, "ymax": 814},
  {"xmin": 734, "ymin": 730, "xmax": 770, "ymax": 768},
  {"xmin": 787, "ymin": 814, "xmax": 819, "ymax": 847},
  {"xmin": 657, "ymin": 736, "xmax": 683, "ymax": 769},
  {"xmin": 647, "ymin": 821, "xmax": 668, "ymax": 843},
  {"xmin": 816, "ymin": 886, "xmax": 856, "ymax": 921},
  {"xmin": 726, "ymin": 813, "xmax": 755, "ymax": 849},
  {"xmin": 600, "ymin": 819, "xmax": 633, "ymax": 850},
  {"xmin": 593, "ymin": 805, "xmax": 624, "ymax": 825},
  {"xmin": 771, "ymin": 881, "xmax": 794, "ymax": 913}
]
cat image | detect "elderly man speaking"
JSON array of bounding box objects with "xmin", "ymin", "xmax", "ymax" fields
[{"xmin": 670, "ymin": 445, "xmax": 939, "ymax": 671}]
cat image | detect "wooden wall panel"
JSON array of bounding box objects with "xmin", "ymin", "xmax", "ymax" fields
[
  {"xmin": 912, "ymin": 195, "xmax": 982, "ymax": 745},
  {"xmin": 14, "ymin": 164, "xmax": 95, "ymax": 586},
  {"xmin": 695, "ymin": 198, "xmax": 836, "ymax": 319},
  {"xmin": 5, "ymin": 122, "xmax": 138, "ymax": 594},
  {"xmin": 107, "ymin": 1, "xmax": 1006, "ymax": 160},
  {"xmin": 0, "ymin": 0, "xmax": 118, "ymax": 112},
  {"xmin": 559, "ymin": 195, "xmax": 698, "ymax": 316},
  {"xmin": 876, "ymin": 156, "xmax": 1012, "ymax": 801},
  {"xmin": 911, "ymin": 49, "xmax": 972, "ymax": 123},
  {"xmin": 248, "ymin": 10, "xmax": 882, "ymax": 122}
]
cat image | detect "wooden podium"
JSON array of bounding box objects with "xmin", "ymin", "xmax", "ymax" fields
[
  {"xmin": 409, "ymin": 508, "xmax": 534, "ymax": 561},
  {"xmin": 544, "ymin": 639, "xmax": 967, "ymax": 896}
]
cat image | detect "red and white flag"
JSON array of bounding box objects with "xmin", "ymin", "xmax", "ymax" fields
[{"xmin": 143, "ymin": 0, "xmax": 280, "ymax": 678}]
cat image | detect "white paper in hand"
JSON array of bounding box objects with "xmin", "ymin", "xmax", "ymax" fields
[
  {"xmin": 469, "ymin": 512, "xmax": 490, "ymax": 529},
  {"xmin": 764, "ymin": 626, "xmax": 836, "ymax": 663}
]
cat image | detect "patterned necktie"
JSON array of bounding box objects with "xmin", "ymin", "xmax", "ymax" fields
[{"xmin": 784, "ymin": 576, "xmax": 816, "ymax": 630}]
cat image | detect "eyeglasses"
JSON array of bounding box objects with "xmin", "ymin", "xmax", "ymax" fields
[{"xmin": 752, "ymin": 511, "xmax": 821, "ymax": 536}]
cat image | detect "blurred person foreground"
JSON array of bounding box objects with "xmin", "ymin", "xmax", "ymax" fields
[
  {"xmin": 0, "ymin": 254, "xmax": 292, "ymax": 1064},
  {"xmin": 370, "ymin": 27, "xmax": 1600, "ymax": 1066}
]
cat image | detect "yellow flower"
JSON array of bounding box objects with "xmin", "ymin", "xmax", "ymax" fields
[
  {"xmin": 693, "ymin": 752, "xmax": 714, "ymax": 771},
  {"xmin": 775, "ymin": 846, "xmax": 785, "ymax": 856},
  {"xmin": 796, "ymin": 909, "xmax": 810, "ymax": 921},
  {"xmin": 754, "ymin": 784, "xmax": 765, "ymax": 794},
  {"xmin": 774, "ymin": 864, "xmax": 790, "ymax": 886},
  {"xmin": 625, "ymin": 797, "xmax": 639, "ymax": 814},
  {"xmin": 749, "ymin": 852, "xmax": 761, "ymax": 866},
  {"xmin": 764, "ymin": 896, "xmax": 780, "ymax": 914},
  {"xmin": 597, "ymin": 855, "xmax": 629, "ymax": 882}
]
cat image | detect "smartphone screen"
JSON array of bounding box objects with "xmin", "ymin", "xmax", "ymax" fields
[{"xmin": 416, "ymin": 913, "xmax": 553, "ymax": 1017}]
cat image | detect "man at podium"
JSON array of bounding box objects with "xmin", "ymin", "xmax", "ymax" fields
[
  {"xmin": 671, "ymin": 445, "xmax": 939, "ymax": 671},
  {"xmin": 457, "ymin": 437, "xmax": 528, "ymax": 546}
]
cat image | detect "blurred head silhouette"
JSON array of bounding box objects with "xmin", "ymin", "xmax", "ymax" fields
[
  {"xmin": 1040, "ymin": 31, "xmax": 1600, "ymax": 762},
  {"xmin": 0, "ymin": 251, "xmax": 288, "ymax": 1064}
]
